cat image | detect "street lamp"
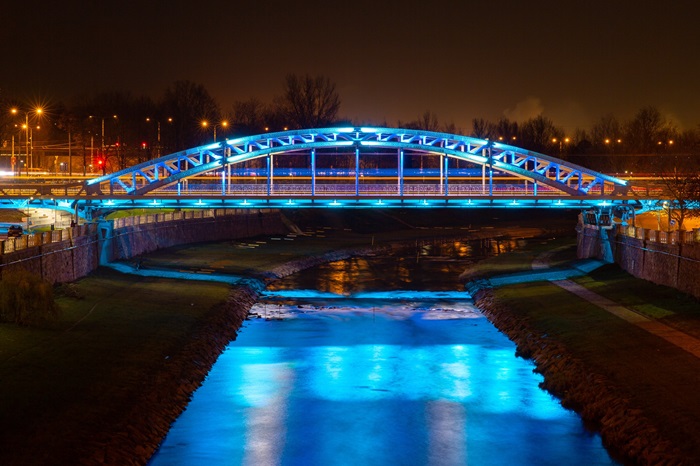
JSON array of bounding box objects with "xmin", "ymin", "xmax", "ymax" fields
[
  {"xmin": 662, "ymin": 201, "xmax": 672, "ymax": 233},
  {"xmin": 551, "ymin": 137, "xmax": 570, "ymax": 156},
  {"xmin": 89, "ymin": 114, "xmax": 118, "ymax": 167},
  {"xmin": 146, "ymin": 117, "xmax": 173, "ymax": 157},
  {"xmin": 201, "ymin": 120, "xmax": 229, "ymax": 142},
  {"xmin": 10, "ymin": 106, "xmax": 43, "ymax": 170}
]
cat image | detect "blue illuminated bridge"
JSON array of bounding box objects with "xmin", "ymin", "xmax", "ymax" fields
[{"xmin": 0, "ymin": 127, "xmax": 657, "ymax": 220}]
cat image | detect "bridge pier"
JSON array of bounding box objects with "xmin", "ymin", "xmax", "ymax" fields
[
  {"xmin": 581, "ymin": 207, "xmax": 615, "ymax": 263},
  {"xmin": 97, "ymin": 219, "xmax": 114, "ymax": 265}
]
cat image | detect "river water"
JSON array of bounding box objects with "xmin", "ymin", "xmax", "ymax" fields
[{"xmin": 149, "ymin": 240, "xmax": 617, "ymax": 466}]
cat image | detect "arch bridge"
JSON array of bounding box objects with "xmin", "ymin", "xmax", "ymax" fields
[{"xmin": 1, "ymin": 127, "xmax": 648, "ymax": 223}]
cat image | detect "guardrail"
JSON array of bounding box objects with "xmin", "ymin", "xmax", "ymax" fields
[
  {"xmin": 111, "ymin": 208, "xmax": 268, "ymax": 229},
  {"xmin": 1, "ymin": 223, "xmax": 98, "ymax": 255},
  {"xmin": 1, "ymin": 208, "xmax": 266, "ymax": 256},
  {"xmin": 614, "ymin": 224, "xmax": 700, "ymax": 245}
]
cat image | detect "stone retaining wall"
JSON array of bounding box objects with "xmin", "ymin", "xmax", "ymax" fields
[
  {"xmin": 578, "ymin": 224, "xmax": 700, "ymax": 299},
  {"xmin": 0, "ymin": 227, "xmax": 100, "ymax": 284},
  {"xmin": 108, "ymin": 210, "xmax": 286, "ymax": 262},
  {"xmin": 473, "ymin": 288, "xmax": 688, "ymax": 465},
  {"xmin": 0, "ymin": 211, "xmax": 288, "ymax": 284}
]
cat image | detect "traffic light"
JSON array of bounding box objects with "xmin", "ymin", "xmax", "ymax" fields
[{"xmin": 96, "ymin": 157, "xmax": 105, "ymax": 175}]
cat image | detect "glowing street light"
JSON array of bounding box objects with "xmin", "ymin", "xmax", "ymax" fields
[
  {"xmin": 10, "ymin": 106, "xmax": 43, "ymax": 170},
  {"xmin": 146, "ymin": 117, "xmax": 173, "ymax": 157},
  {"xmin": 551, "ymin": 137, "xmax": 570, "ymax": 156},
  {"xmin": 201, "ymin": 120, "xmax": 229, "ymax": 142}
]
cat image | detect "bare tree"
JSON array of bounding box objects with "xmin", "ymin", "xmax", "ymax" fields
[
  {"xmin": 232, "ymin": 98, "xmax": 267, "ymax": 135},
  {"xmin": 519, "ymin": 115, "xmax": 563, "ymax": 154},
  {"xmin": 653, "ymin": 153, "xmax": 700, "ymax": 231},
  {"xmin": 279, "ymin": 74, "xmax": 341, "ymax": 129},
  {"xmin": 470, "ymin": 118, "xmax": 494, "ymax": 139},
  {"xmin": 624, "ymin": 106, "xmax": 675, "ymax": 154},
  {"xmin": 591, "ymin": 113, "xmax": 623, "ymax": 153},
  {"xmin": 493, "ymin": 117, "xmax": 518, "ymax": 143},
  {"xmin": 417, "ymin": 110, "xmax": 440, "ymax": 131},
  {"xmin": 441, "ymin": 121, "xmax": 462, "ymax": 135},
  {"xmin": 400, "ymin": 110, "xmax": 440, "ymax": 131},
  {"xmin": 162, "ymin": 80, "xmax": 220, "ymax": 150}
]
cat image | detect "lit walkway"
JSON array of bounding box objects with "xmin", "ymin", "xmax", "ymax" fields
[
  {"xmin": 552, "ymin": 279, "xmax": 700, "ymax": 358},
  {"xmin": 529, "ymin": 251, "xmax": 700, "ymax": 359},
  {"xmin": 106, "ymin": 262, "xmax": 264, "ymax": 290}
]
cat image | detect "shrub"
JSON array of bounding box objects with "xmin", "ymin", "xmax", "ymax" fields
[{"xmin": 0, "ymin": 270, "xmax": 61, "ymax": 326}]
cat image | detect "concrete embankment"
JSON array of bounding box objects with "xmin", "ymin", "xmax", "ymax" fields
[{"xmin": 473, "ymin": 288, "xmax": 689, "ymax": 465}]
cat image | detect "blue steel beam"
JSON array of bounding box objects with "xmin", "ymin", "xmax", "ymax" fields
[{"xmin": 83, "ymin": 127, "xmax": 630, "ymax": 199}]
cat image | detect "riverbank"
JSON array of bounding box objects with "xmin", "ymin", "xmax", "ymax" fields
[
  {"xmin": 466, "ymin": 242, "xmax": 700, "ymax": 465},
  {"xmin": 0, "ymin": 270, "xmax": 250, "ymax": 465},
  {"xmin": 0, "ymin": 212, "xmax": 563, "ymax": 465}
]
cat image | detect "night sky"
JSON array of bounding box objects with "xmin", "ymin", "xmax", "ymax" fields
[{"xmin": 3, "ymin": 0, "xmax": 699, "ymax": 133}]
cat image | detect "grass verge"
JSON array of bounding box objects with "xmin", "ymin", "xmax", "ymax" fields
[
  {"xmin": 466, "ymin": 236, "xmax": 700, "ymax": 461},
  {"xmin": 0, "ymin": 267, "xmax": 231, "ymax": 465}
]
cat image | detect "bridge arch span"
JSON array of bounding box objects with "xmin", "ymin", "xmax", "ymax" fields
[{"xmin": 85, "ymin": 127, "xmax": 629, "ymax": 200}]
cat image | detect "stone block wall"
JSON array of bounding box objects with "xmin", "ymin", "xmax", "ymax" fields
[
  {"xmin": 578, "ymin": 223, "xmax": 700, "ymax": 299},
  {"xmin": 0, "ymin": 210, "xmax": 287, "ymax": 284},
  {"xmin": 108, "ymin": 210, "xmax": 286, "ymax": 261}
]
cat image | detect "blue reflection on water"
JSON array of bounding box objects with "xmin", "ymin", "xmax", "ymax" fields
[{"xmin": 150, "ymin": 303, "xmax": 616, "ymax": 466}]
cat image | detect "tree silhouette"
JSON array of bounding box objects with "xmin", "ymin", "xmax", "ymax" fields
[
  {"xmin": 624, "ymin": 106, "xmax": 675, "ymax": 154},
  {"xmin": 162, "ymin": 80, "xmax": 220, "ymax": 150},
  {"xmin": 279, "ymin": 74, "xmax": 341, "ymax": 129},
  {"xmin": 652, "ymin": 152, "xmax": 700, "ymax": 231}
]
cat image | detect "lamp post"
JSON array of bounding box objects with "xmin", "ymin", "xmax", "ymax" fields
[
  {"xmin": 551, "ymin": 137, "xmax": 570, "ymax": 156},
  {"xmin": 146, "ymin": 117, "xmax": 173, "ymax": 157},
  {"xmin": 10, "ymin": 107, "xmax": 43, "ymax": 170},
  {"xmin": 201, "ymin": 119, "xmax": 229, "ymax": 142},
  {"xmin": 90, "ymin": 114, "xmax": 118, "ymax": 163}
]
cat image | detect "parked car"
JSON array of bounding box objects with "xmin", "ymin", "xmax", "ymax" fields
[{"xmin": 7, "ymin": 225, "xmax": 23, "ymax": 237}]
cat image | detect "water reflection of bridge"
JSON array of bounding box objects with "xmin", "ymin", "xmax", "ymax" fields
[{"xmin": 0, "ymin": 127, "xmax": 658, "ymax": 219}]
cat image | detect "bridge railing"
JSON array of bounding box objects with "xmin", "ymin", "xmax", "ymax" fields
[
  {"xmin": 113, "ymin": 182, "xmax": 571, "ymax": 197},
  {"xmin": 111, "ymin": 208, "xmax": 267, "ymax": 229}
]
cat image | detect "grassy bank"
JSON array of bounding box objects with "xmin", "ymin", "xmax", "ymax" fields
[
  {"xmin": 0, "ymin": 209, "xmax": 578, "ymax": 464},
  {"xmin": 467, "ymin": 237, "xmax": 700, "ymax": 462},
  {"xmin": 0, "ymin": 268, "xmax": 232, "ymax": 465}
]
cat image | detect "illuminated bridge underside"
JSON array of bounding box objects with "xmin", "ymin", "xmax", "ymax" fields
[{"xmin": 86, "ymin": 127, "xmax": 630, "ymax": 200}]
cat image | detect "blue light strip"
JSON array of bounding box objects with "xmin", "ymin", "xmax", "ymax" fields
[{"xmin": 73, "ymin": 127, "xmax": 634, "ymax": 212}]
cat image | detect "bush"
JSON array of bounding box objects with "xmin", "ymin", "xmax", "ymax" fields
[{"xmin": 0, "ymin": 270, "xmax": 61, "ymax": 326}]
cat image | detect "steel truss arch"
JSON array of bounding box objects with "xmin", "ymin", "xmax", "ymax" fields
[{"xmin": 84, "ymin": 127, "xmax": 629, "ymax": 198}]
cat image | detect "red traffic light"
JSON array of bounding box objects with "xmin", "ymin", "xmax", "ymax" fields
[{"xmin": 97, "ymin": 158, "xmax": 104, "ymax": 166}]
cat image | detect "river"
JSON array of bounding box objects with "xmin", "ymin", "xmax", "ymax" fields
[{"xmin": 149, "ymin": 239, "xmax": 617, "ymax": 465}]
